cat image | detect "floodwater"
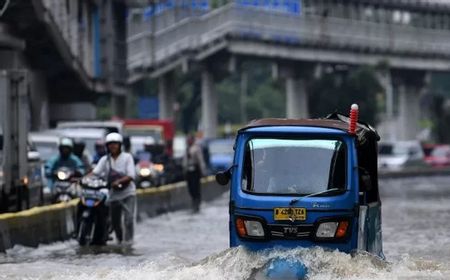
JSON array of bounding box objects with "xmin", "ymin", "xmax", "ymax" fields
[{"xmin": 1, "ymin": 176, "xmax": 450, "ymax": 280}]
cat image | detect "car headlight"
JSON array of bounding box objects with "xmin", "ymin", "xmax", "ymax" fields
[
  {"xmin": 139, "ymin": 168, "xmax": 151, "ymax": 177},
  {"xmin": 57, "ymin": 171, "xmax": 70, "ymax": 180},
  {"xmin": 315, "ymin": 220, "xmax": 349, "ymax": 240},
  {"xmin": 236, "ymin": 217, "xmax": 266, "ymax": 239}
]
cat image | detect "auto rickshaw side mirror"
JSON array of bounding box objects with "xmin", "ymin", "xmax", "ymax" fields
[
  {"xmin": 359, "ymin": 168, "xmax": 373, "ymax": 192},
  {"xmin": 215, "ymin": 169, "xmax": 231, "ymax": 186}
]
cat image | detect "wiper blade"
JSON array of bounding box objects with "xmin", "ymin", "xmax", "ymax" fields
[{"xmin": 303, "ymin": 188, "xmax": 343, "ymax": 198}]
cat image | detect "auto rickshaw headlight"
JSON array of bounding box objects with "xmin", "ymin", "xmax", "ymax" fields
[
  {"xmin": 316, "ymin": 222, "xmax": 339, "ymax": 238},
  {"xmin": 315, "ymin": 221, "xmax": 349, "ymax": 239},
  {"xmin": 244, "ymin": 220, "xmax": 265, "ymax": 237},
  {"xmin": 236, "ymin": 217, "xmax": 265, "ymax": 238}
]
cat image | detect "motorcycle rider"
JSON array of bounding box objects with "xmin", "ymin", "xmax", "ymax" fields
[
  {"xmin": 45, "ymin": 137, "xmax": 85, "ymax": 191},
  {"xmin": 92, "ymin": 140, "xmax": 106, "ymax": 165},
  {"xmin": 73, "ymin": 138, "xmax": 92, "ymax": 172},
  {"xmin": 92, "ymin": 132, "xmax": 137, "ymax": 245}
]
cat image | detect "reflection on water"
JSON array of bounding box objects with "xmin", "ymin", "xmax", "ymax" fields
[{"xmin": 1, "ymin": 176, "xmax": 450, "ymax": 279}]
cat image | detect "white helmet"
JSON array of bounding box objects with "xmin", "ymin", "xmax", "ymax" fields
[
  {"xmin": 59, "ymin": 137, "xmax": 74, "ymax": 148},
  {"xmin": 105, "ymin": 132, "xmax": 123, "ymax": 144}
]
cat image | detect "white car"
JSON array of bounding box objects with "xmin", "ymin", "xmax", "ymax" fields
[{"xmin": 378, "ymin": 141, "xmax": 426, "ymax": 171}]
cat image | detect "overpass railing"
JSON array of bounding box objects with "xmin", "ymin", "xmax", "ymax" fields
[{"xmin": 127, "ymin": 3, "xmax": 450, "ymax": 72}]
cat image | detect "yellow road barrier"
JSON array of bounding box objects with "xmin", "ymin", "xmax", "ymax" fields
[{"xmin": 0, "ymin": 176, "xmax": 225, "ymax": 252}]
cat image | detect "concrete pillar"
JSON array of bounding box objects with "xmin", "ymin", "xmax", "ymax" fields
[
  {"xmin": 275, "ymin": 63, "xmax": 310, "ymax": 119},
  {"xmin": 158, "ymin": 72, "xmax": 175, "ymax": 120},
  {"xmin": 286, "ymin": 77, "xmax": 308, "ymax": 119},
  {"xmin": 273, "ymin": 62, "xmax": 311, "ymax": 119},
  {"xmin": 377, "ymin": 69, "xmax": 395, "ymax": 141},
  {"xmin": 397, "ymin": 84, "xmax": 420, "ymax": 140},
  {"xmin": 201, "ymin": 69, "xmax": 218, "ymax": 138},
  {"xmin": 394, "ymin": 71, "xmax": 430, "ymax": 141}
]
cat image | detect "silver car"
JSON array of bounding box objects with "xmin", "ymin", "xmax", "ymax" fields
[{"xmin": 378, "ymin": 141, "xmax": 426, "ymax": 171}]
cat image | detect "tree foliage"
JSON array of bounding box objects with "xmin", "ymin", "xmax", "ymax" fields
[
  {"xmin": 309, "ymin": 66, "xmax": 381, "ymax": 125},
  {"xmin": 217, "ymin": 61, "xmax": 285, "ymax": 124}
]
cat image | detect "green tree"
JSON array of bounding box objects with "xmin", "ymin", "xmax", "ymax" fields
[{"xmin": 309, "ymin": 66, "xmax": 381, "ymax": 125}]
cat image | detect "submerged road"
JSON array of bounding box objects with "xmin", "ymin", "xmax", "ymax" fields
[{"xmin": 1, "ymin": 176, "xmax": 450, "ymax": 279}]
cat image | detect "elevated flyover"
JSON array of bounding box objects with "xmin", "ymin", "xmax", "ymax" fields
[
  {"xmin": 128, "ymin": 1, "xmax": 450, "ymax": 139},
  {"xmin": 128, "ymin": 3, "xmax": 450, "ymax": 80},
  {"xmin": 0, "ymin": 0, "xmax": 129, "ymax": 127}
]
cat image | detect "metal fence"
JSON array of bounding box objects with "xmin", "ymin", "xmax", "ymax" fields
[{"xmin": 127, "ymin": 2, "xmax": 450, "ymax": 72}]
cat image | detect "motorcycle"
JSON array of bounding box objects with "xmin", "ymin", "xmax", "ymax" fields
[
  {"xmin": 77, "ymin": 174, "xmax": 109, "ymax": 246},
  {"xmin": 53, "ymin": 167, "xmax": 79, "ymax": 203},
  {"xmin": 135, "ymin": 151, "xmax": 166, "ymax": 188}
]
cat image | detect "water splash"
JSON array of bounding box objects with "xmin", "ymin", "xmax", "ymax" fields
[{"xmin": 6, "ymin": 246, "xmax": 444, "ymax": 280}]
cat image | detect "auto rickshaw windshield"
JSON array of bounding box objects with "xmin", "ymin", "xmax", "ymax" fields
[{"xmin": 242, "ymin": 138, "xmax": 347, "ymax": 195}]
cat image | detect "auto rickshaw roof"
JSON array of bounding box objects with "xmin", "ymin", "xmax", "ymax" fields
[{"xmin": 240, "ymin": 113, "xmax": 380, "ymax": 143}]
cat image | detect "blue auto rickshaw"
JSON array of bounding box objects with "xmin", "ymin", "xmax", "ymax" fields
[{"xmin": 216, "ymin": 105, "xmax": 383, "ymax": 279}]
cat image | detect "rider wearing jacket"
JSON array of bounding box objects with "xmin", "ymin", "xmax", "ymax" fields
[{"xmin": 45, "ymin": 138, "xmax": 85, "ymax": 189}]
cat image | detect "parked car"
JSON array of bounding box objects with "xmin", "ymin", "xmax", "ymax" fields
[
  {"xmin": 423, "ymin": 144, "xmax": 450, "ymax": 167},
  {"xmin": 378, "ymin": 141, "xmax": 426, "ymax": 171}
]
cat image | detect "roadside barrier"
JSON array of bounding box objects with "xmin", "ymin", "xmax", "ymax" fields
[{"xmin": 0, "ymin": 177, "xmax": 228, "ymax": 252}]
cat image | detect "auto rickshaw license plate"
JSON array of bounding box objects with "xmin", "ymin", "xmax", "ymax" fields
[{"xmin": 274, "ymin": 208, "xmax": 306, "ymax": 221}]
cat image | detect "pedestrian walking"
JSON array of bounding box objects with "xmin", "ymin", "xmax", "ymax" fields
[{"xmin": 183, "ymin": 135, "xmax": 207, "ymax": 213}]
